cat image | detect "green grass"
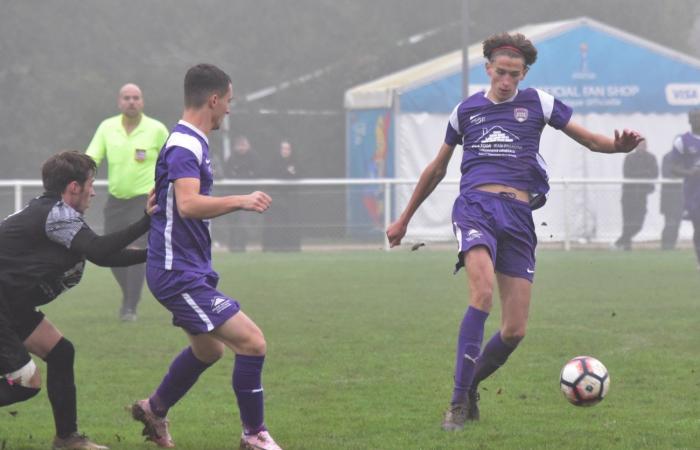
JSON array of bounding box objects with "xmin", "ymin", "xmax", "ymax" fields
[{"xmin": 2, "ymin": 250, "xmax": 700, "ymax": 449}]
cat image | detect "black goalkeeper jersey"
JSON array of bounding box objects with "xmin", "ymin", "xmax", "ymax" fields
[
  {"xmin": 0, "ymin": 193, "xmax": 89, "ymax": 306},
  {"xmin": 0, "ymin": 193, "xmax": 150, "ymax": 307}
]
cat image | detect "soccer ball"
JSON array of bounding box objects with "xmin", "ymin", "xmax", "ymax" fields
[{"xmin": 559, "ymin": 356, "xmax": 610, "ymax": 406}]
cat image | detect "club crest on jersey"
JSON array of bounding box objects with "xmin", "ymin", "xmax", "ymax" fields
[{"xmin": 514, "ymin": 107, "xmax": 528, "ymax": 123}]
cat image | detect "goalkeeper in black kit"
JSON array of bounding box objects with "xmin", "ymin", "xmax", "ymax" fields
[{"xmin": 0, "ymin": 151, "xmax": 156, "ymax": 450}]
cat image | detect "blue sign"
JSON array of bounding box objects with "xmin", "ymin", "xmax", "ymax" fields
[
  {"xmin": 400, "ymin": 24, "xmax": 700, "ymax": 114},
  {"xmin": 346, "ymin": 109, "xmax": 394, "ymax": 232}
]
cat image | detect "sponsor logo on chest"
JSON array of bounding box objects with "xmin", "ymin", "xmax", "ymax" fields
[{"xmin": 470, "ymin": 113, "xmax": 486, "ymax": 125}]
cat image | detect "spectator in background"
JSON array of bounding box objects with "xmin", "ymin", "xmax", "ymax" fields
[
  {"xmin": 660, "ymin": 149, "xmax": 684, "ymax": 250},
  {"xmin": 227, "ymin": 136, "xmax": 258, "ymax": 179},
  {"xmin": 86, "ymin": 83, "xmax": 168, "ymax": 321},
  {"xmin": 263, "ymin": 140, "xmax": 302, "ymax": 251},
  {"xmin": 224, "ymin": 136, "xmax": 259, "ymax": 251},
  {"xmin": 614, "ymin": 140, "xmax": 658, "ymax": 250},
  {"xmin": 670, "ymin": 108, "xmax": 700, "ymax": 269}
]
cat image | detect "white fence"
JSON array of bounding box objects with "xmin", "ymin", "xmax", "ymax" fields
[{"xmin": 0, "ymin": 178, "xmax": 686, "ymax": 251}]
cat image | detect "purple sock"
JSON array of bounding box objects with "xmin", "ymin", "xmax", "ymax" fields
[
  {"xmin": 451, "ymin": 306, "xmax": 489, "ymax": 405},
  {"xmin": 233, "ymin": 354, "xmax": 266, "ymax": 435},
  {"xmin": 471, "ymin": 331, "xmax": 517, "ymax": 392},
  {"xmin": 149, "ymin": 347, "xmax": 212, "ymax": 417}
]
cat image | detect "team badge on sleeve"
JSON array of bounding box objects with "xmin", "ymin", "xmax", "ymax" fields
[{"xmin": 514, "ymin": 107, "xmax": 529, "ymax": 122}]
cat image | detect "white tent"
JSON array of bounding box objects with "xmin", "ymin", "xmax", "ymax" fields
[{"xmin": 345, "ymin": 17, "xmax": 700, "ymax": 244}]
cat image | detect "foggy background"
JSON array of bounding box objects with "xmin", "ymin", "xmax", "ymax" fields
[
  {"xmin": 2, "ymin": 0, "xmax": 700, "ymax": 178},
  {"xmin": 2, "ymin": 0, "xmax": 699, "ymax": 245}
]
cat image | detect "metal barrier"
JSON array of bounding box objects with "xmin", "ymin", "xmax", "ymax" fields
[{"xmin": 0, "ymin": 178, "xmax": 684, "ymax": 251}]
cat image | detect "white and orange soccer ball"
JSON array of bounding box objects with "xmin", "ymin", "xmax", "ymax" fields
[{"xmin": 559, "ymin": 356, "xmax": 610, "ymax": 406}]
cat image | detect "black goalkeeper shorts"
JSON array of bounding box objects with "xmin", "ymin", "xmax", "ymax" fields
[{"xmin": 0, "ymin": 291, "xmax": 44, "ymax": 374}]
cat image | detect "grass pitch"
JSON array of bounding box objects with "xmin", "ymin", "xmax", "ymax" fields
[{"xmin": 2, "ymin": 250, "xmax": 699, "ymax": 449}]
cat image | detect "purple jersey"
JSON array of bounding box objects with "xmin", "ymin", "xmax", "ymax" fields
[
  {"xmin": 672, "ymin": 132, "xmax": 700, "ymax": 218},
  {"xmin": 148, "ymin": 120, "xmax": 213, "ymax": 272},
  {"xmin": 445, "ymin": 88, "xmax": 572, "ymax": 209}
]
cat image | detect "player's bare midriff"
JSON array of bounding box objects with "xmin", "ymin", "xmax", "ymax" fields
[{"xmin": 475, "ymin": 183, "xmax": 530, "ymax": 203}]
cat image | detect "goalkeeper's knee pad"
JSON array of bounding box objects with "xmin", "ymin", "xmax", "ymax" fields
[{"xmin": 0, "ymin": 360, "xmax": 41, "ymax": 406}]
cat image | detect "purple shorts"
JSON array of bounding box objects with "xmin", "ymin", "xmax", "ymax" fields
[
  {"xmin": 451, "ymin": 190, "xmax": 537, "ymax": 282},
  {"xmin": 146, "ymin": 267, "xmax": 240, "ymax": 334}
]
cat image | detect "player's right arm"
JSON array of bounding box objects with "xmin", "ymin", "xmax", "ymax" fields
[
  {"xmin": 386, "ymin": 143, "xmax": 455, "ymax": 247},
  {"xmin": 85, "ymin": 121, "xmax": 107, "ymax": 165},
  {"xmin": 173, "ymin": 177, "xmax": 271, "ymax": 220}
]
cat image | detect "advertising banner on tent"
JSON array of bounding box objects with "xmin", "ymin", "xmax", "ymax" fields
[
  {"xmin": 400, "ymin": 24, "xmax": 700, "ymax": 115},
  {"xmin": 346, "ymin": 109, "xmax": 394, "ymax": 233}
]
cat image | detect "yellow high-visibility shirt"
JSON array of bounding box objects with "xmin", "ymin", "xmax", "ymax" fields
[{"xmin": 86, "ymin": 114, "xmax": 169, "ymax": 199}]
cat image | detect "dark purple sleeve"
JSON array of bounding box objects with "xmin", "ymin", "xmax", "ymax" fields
[
  {"xmin": 548, "ymin": 98, "xmax": 573, "ymax": 130},
  {"xmin": 444, "ymin": 122, "xmax": 462, "ymax": 146},
  {"xmin": 167, "ymin": 146, "xmax": 201, "ymax": 181}
]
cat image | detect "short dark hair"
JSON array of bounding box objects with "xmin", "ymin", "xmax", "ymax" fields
[
  {"xmin": 483, "ymin": 32, "xmax": 538, "ymax": 67},
  {"xmin": 41, "ymin": 151, "xmax": 96, "ymax": 194},
  {"xmin": 184, "ymin": 64, "xmax": 231, "ymax": 108}
]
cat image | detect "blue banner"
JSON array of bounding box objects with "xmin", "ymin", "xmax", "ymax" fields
[
  {"xmin": 400, "ymin": 24, "xmax": 700, "ymax": 114},
  {"xmin": 346, "ymin": 109, "xmax": 394, "ymax": 232}
]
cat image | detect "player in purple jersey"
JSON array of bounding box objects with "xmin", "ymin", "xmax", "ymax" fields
[
  {"xmin": 386, "ymin": 32, "xmax": 643, "ymax": 431},
  {"xmin": 129, "ymin": 64, "xmax": 282, "ymax": 450},
  {"xmin": 670, "ymin": 109, "xmax": 700, "ymax": 269}
]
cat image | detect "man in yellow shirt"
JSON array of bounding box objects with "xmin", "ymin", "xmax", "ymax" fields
[{"xmin": 86, "ymin": 83, "xmax": 168, "ymax": 321}]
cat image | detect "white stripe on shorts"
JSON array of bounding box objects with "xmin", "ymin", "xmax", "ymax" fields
[
  {"xmin": 182, "ymin": 292, "xmax": 214, "ymax": 332},
  {"xmin": 453, "ymin": 222, "xmax": 463, "ymax": 252}
]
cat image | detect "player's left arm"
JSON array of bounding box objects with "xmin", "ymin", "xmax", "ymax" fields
[
  {"xmin": 69, "ymin": 215, "xmax": 151, "ymax": 266},
  {"xmin": 671, "ymin": 161, "xmax": 700, "ymax": 177},
  {"xmin": 174, "ymin": 177, "xmax": 271, "ymax": 220},
  {"xmin": 562, "ymin": 121, "xmax": 644, "ymax": 154},
  {"xmin": 85, "ymin": 248, "xmax": 147, "ymax": 267}
]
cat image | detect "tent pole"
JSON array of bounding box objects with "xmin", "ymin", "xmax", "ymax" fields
[
  {"xmin": 386, "ymin": 90, "xmax": 401, "ymax": 251},
  {"xmin": 461, "ymin": 0, "xmax": 470, "ymax": 98}
]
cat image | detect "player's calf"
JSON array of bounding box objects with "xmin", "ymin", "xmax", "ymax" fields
[{"xmin": 467, "ymin": 389, "xmax": 480, "ymax": 421}]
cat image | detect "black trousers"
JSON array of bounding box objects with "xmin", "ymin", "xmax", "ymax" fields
[
  {"xmin": 616, "ymin": 191, "xmax": 649, "ymax": 249},
  {"xmin": 104, "ymin": 194, "xmax": 147, "ymax": 314},
  {"xmin": 661, "ymin": 213, "xmax": 683, "ymax": 250}
]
